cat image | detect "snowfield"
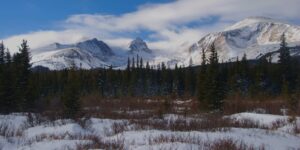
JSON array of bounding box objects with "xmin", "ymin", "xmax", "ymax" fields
[{"xmin": 0, "ymin": 112, "xmax": 299, "ymax": 150}]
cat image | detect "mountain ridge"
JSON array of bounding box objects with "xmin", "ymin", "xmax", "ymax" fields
[
  {"xmin": 31, "ymin": 17, "xmax": 300, "ymax": 70},
  {"xmin": 187, "ymin": 16, "xmax": 300, "ymax": 65}
]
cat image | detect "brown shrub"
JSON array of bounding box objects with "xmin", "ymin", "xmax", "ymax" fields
[{"xmin": 224, "ymin": 95, "xmax": 287, "ymax": 115}]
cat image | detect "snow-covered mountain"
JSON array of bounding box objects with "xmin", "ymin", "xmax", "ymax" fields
[
  {"xmin": 31, "ymin": 38, "xmax": 159, "ymax": 70},
  {"xmin": 31, "ymin": 17, "xmax": 300, "ymax": 70},
  {"xmin": 126, "ymin": 37, "xmax": 158, "ymax": 65},
  {"xmin": 31, "ymin": 38, "xmax": 120, "ymax": 70},
  {"xmin": 187, "ymin": 17, "xmax": 300, "ymax": 64},
  {"xmin": 129, "ymin": 37, "xmax": 152, "ymax": 54},
  {"xmin": 76, "ymin": 38, "xmax": 115, "ymax": 57}
]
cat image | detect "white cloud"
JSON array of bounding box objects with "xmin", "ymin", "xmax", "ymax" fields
[{"xmin": 2, "ymin": 0, "xmax": 300, "ymax": 53}]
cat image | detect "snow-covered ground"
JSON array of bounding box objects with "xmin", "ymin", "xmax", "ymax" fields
[{"xmin": 0, "ymin": 112, "xmax": 299, "ymax": 150}]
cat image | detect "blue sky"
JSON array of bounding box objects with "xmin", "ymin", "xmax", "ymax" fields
[
  {"xmin": 1, "ymin": 0, "xmax": 300, "ymax": 52},
  {"xmin": 0, "ymin": 0, "xmax": 173, "ymax": 38}
]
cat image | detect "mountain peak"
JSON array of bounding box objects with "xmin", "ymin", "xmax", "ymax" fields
[
  {"xmin": 77, "ymin": 38, "xmax": 114, "ymax": 56},
  {"xmin": 83, "ymin": 38, "xmax": 100, "ymax": 43},
  {"xmin": 129, "ymin": 37, "xmax": 152, "ymax": 53},
  {"xmin": 225, "ymin": 16, "xmax": 285, "ymax": 31},
  {"xmin": 244, "ymin": 16, "xmax": 278, "ymax": 22},
  {"xmin": 134, "ymin": 37, "xmax": 143, "ymax": 41},
  {"xmin": 49, "ymin": 42, "xmax": 62, "ymax": 49}
]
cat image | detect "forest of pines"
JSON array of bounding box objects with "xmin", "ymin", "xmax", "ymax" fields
[{"xmin": 0, "ymin": 34, "xmax": 299, "ymax": 118}]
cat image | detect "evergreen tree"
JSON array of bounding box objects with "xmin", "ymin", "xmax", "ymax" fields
[
  {"xmin": 278, "ymin": 33, "xmax": 292, "ymax": 95},
  {"xmin": 197, "ymin": 48, "xmax": 207, "ymax": 102},
  {"xmin": 98, "ymin": 70, "xmax": 105, "ymax": 97},
  {"xmin": 290, "ymin": 73, "xmax": 300, "ymax": 114},
  {"xmin": 146, "ymin": 61, "xmax": 150, "ymax": 70},
  {"xmin": 279, "ymin": 34, "xmax": 290, "ymax": 66},
  {"xmin": 241, "ymin": 53, "xmax": 249, "ymax": 76},
  {"xmin": 186, "ymin": 62, "xmax": 196, "ymax": 96},
  {"xmin": 177, "ymin": 66, "xmax": 185, "ymax": 96},
  {"xmin": 0, "ymin": 46, "xmax": 15, "ymax": 113},
  {"xmin": 5, "ymin": 49, "xmax": 11, "ymax": 64},
  {"xmin": 131, "ymin": 57, "xmax": 135, "ymax": 69},
  {"xmin": 278, "ymin": 33, "xmax": 291, "ymax": 78},
  {"xmin": 205, "ymin": 43, "xmax": 224, "ymax": 110},
  {"xmin": 250, "ymin": 58, "xmax": 268, "ymax": 98},
  {"xmin": 62, "ymin": 67, "xmax": 81, "ymax": 118},
  {"xmin": 140, "ymin": 58, "xmax": 143, "ymax": 69},
  {"xmin": 13, "ymin": 40, "xmax": 32, "ymax": 111},
  {"xmin": 0, "ymin": 43, "xmax": 5, "ymax": 112},
  {"xmin": 127, "ymin": 57, "xmax": 131, "ymax": 71},
  {"xmin": 3, "ymin": 50, "xmax": 14, "ymax": 113},
  {"xmin": 20, "ymin": 40, "xmax": 33, "ymax": 111},
  {"xmin": 0, "ymin": 42, "xmax": 4, "ymax": 64},
  {"xmin": 239, "ymin": 53, "xmax": 250, "ymax": 95},
  {"xmin": 136, "ymin": 55, "xmax": 139, "ymax": 68}
]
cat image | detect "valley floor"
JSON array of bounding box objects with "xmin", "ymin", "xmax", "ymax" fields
[{"xmin": 0, "ymin": 100, "xmax": 299, "ymax": 150}]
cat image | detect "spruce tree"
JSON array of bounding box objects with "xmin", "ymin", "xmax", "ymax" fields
[
  {"xmin": 20, "ymin": 40, "xmax": 32, "ymax": 111},
  {"xmin": 140, "ymin": 58, "xmax": 143, "ymax": 69},
  {"xmin": 136, "ymin": 55, "xmax": 139, "ymax": 68},
  {"xmin": 0, "ymin": 42, "xmax": 4, "ymax": 64},
  {"xmin": 278, "ymin": 33, "xmax": 291, "ymax": 96},
  {"xmin": 131, "ymin": 57, "xmax": 135, "ymax": 69},
  {"xmin": 0, "ymin": 47, "xmax": 15, "ymax": 113},
  {"xmin": 146, "ymin": 61, "xmax": 150, "ymax": 70},
  {"xmin": 290, "ymin": 73, "xmax": 300, "ymax": 114},
  {"xmin": 279, "ymin": 34, "xmax": 290, "ymax": 66},
  {"xmin": 0, "ymin": 43, "xmax": 5, "ymax": 112},
  {"xmin": 127, "ymin": 57, "xmax": 131, "ymax": 71},
  {"xmin": 205, "ymin": 43, "xmax": 224, "ymax": 110},
  {"xmin": 197, "ymin": 48, "xmax": 207, "ymax": 102},
  {"xmin": 62, "ymin": 67, "xmax": 81, "ymax": 118},
  {"xmin": 278, "ymin": 33, "xmax": 291, "ymax": 77},
  {"xmin": 186, "ymin": 62, "xmax": 195, "ymax": 96},
  {"xmin": 240, "ymin": 53, "xmax": 250, "ymax": 95},
  {"xmin": 12, "ymin": 40, "xmax": 32, "ymax": 111},
  {"xmin": 98, "ymin": 70, "xmax": 105, "ymax": 97},
  {"xmin": 3, "ymin": 50, "xmax": 14, "ymax": 113}
]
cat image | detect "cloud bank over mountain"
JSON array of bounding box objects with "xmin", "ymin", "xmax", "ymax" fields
[{"xmin": 2, "ymin": 0, "xmax": 300, "ymax": 54}]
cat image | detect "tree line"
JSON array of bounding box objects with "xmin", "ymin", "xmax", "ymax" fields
[
  {"xmin": 0, "ymin": 40, "xmax": 34, "ymax": 113},
  {"xmin": 0, "ymin": 34, "xmax": 299, "ymax": 117}
]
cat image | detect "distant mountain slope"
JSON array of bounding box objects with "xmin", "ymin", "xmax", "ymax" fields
[
  {"xmin": 31, "ymin": 38, "xmax": 118, "ymax": 70},
  {"xmin": 187, "ymin": 17, "xmax": 300, "ymax": 64},
  {"xmin": 31, "ymin": 38, "xmax": 158, "ymax": 70}
]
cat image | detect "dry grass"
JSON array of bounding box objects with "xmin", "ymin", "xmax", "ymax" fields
[
  {"xmin": 128, "ymin": 113, "xmax": 269, "ymax": 132},
  {"xmin": 80, "ymin": 93, "xmax": 201, "ymax": 120},
  {"xmin": 209, "ymin": 138, "xmax": 265, "ymax": 150},
  {"xmin": 80, "ymin": 94, "xmax": 263, "ymax": 132},
  {"xmin": 224, "ymin": 95, "xmax": 288, "ymax": 115},
  {"xmin": 0, "ymin": 123, "xmax": 24, "ymax": 137},
  {"xmin": 147, "ymin": 135, "xmax": 265, "ymax": 150},
  {"xmin": 29, "ymin": 94, "xmax": 297, "ymax": 149},
  {"xmin": 75, "ymin": 135, "xmax": 125, "ymax": 150},
  {"xmin": 75, "ymin": 134, "xmax": 265, "ymax": 150}
]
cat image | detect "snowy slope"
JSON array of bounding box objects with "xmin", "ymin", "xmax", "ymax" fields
[
  {"xmin": 0, "ymin": 112, "xmax": 299, "ymax": 150},
  {"xmin": 31, "ymin": 38, "xmax": 163, "ymax": 70},
  {"xmin": 187, "ymin": 17, "xmax": 300, "ymax": 65},
  {"xmin": 31, "ymin": 38, "xmax": 124, "ymax": 70}
]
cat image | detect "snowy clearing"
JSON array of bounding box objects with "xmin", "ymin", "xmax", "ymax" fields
[{"xmin": 0, "ymin": 112, "xmax": 299, "ymax": 150}]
